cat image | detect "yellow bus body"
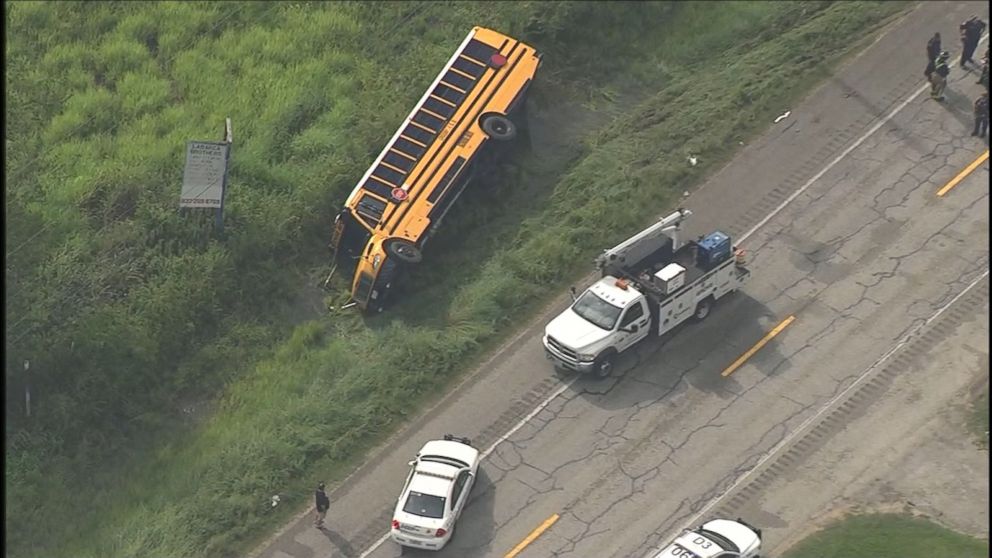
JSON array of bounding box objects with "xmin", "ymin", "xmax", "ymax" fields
[{"xmin": 331, "ymin": 27, "xmax": 541, "ymax": 311}]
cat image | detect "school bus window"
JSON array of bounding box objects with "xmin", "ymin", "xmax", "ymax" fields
[{"xmin": 356, "ymin": 194, "xmax": 387, "ymax": 227}]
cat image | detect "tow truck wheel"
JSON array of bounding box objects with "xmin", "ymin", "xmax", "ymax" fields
[
  {"xmin": 592, "ymin": 353, "xmax": 615, "ymax": 379},
  {"xmin": 693, "ymin": 297, "xmax": 713, "ymax": 321},
  {"xmin": 385, "ymin": 239, "xmax": 423, "ymax": 264},
  {"xmin": 481, "ymin": 114, "xmax": 517, "ymax": 141}
]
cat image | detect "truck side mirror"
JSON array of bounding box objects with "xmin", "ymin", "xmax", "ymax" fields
[{"xmin": 569, "ymin": 287, "xmax": 578, "ymax": 301}]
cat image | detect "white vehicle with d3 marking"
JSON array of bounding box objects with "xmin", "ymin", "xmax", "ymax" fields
[
  {"xmin": 543, "ymin": 208, "xmax": 750, "ymax": 377},
  {"xmin": 390, "ymin": 435, "xmax": 479, "ymax": 551},
  {"xmin": 653, "ymin": 518, "xmax": 762, "ymax": 558}
]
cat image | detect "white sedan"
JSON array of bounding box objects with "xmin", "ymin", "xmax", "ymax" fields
[
  {"xmin": 390, "ymin": 434, "xmax": 480, "ymax": 551},
  {"xmin": 653, "ymin": 518, "xmax": 762, "ymax": 558}
]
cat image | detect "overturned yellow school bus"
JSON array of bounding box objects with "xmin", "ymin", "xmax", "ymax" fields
[{"xmin": 331, "ymin": 27, "xmax": 541, "ymax": 312}]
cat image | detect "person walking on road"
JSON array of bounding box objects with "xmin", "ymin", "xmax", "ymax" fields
[
  {"xmin": 960, "ymin": 16, "xmax": 986, "ymax": 68},
  {"xmin": 314, "ymin": 482, "xmax": 330, "ymax": 528},
  {"xmin": 925, "ymin": 32, "xmax": 942, "ymax": 79},
  {"xmin": 930, "ymin": 51, "xmax": 951, "ymax": 101},
  {"xmin": 973, "ymin": 92, "xmax": 989, "ymax": 138}
]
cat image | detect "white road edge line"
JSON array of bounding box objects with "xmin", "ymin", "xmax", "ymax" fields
[
  {"xmin": 738, "ymin": 33, "xmax": 989, "ymax": 245},
  {"xmin": 358, "ymin": 533, "xmax": 391, "ymax": 558},
  {"xmin": 360, "ymin": 32, "xmax": 990, "ymax": 558},
  {"xmin": 479, "ymin": 378, "xmax": 580, "ymax": 460},
  {"xmin": 652, "ymin": 268, "xmax": 988, "ymax": 557},
  {"xmin": 357, "ymin": 378, "xmax": 579, "ymax": 558}
]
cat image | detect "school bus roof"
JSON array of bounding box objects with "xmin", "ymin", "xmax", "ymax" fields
[{"xmin": 343, "ymin": 27, "xmax": 539, "ymax": 235}]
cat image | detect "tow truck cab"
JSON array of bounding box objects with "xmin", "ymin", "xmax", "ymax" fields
[{"xmin": 543, "ymin": 276, "xmax": 651, "ymax": 373}]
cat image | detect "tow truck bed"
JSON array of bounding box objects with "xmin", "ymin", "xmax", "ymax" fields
[{"xmin": 617, "ymin": 241, "xmax": 710, "ymax": 299}]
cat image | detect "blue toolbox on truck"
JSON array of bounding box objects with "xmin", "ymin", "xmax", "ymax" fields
[{"xmin": 697, "ymin": 231, "xmax": 732, "ymax": 269}]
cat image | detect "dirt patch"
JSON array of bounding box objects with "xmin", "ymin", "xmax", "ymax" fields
[
  {"xmin": 178, "ymin": 396, "xmax": 217, "ymax": 426},
  {"xmin": 775, "ymin": 361, "xmax": 991, "ymax": 555},
  {"xmin": 288, "ymin": 268, "xmax": 333, "ymax": 324},
  {"xmin": 966, "ymin": 374, "xmax": 990, "ymax": 450},
  {"xmin": 847, "ymin": 357, "xmax": 989, "ymax": 539},
  {"xmin": 756, "ymin": 300, "xmax": 990, "ymax": 556}
]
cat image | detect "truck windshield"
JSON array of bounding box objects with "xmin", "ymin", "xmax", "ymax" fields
[{"xmin": 571, "ymin": 290, "xmax": 623, "ymax": 331}]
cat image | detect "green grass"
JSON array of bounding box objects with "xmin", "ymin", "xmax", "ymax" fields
[
  {"xmin": 782, "ymin": 513, "xmax": 989, "ymax": 558},
  {"xmin": 5, "ymin": 2, "xmax": 910, "ymax": 558}
]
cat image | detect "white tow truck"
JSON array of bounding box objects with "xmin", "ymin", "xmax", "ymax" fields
[{"xmin": 543, "ymin": 208, "xmax": 750, "ymax": 377}]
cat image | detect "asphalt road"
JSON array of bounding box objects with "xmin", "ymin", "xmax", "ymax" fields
[
  {"xmin": 255, "ymin": 3, "xmax": 990, "ymax": 557},
  {"xmin": 759, "ymin": 294, "xmax": 989, "ymax": 555}
]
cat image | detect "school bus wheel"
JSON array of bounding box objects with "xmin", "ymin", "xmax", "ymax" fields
[
  {"xmin": 384, "ymin": 239, "xmax": 423, "ymax": 264},
  {"xmin": 480, "ymin": 114, "xmax": 517, "ymax": 141}
]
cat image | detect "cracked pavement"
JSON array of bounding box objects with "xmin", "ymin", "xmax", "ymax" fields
[
  {"xmin": 759, "ymin": 300, "xmax": 989, "ymax": 555},
  {"xmin": 254, "ymin": 2, "xmax": 989, "ymax": 558}
]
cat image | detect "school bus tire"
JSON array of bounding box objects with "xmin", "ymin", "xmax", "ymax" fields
[
  {"xmin": 384, "ymin": 239, "xmax": 423, "ymax": 264},
  {"xmin": 480, "ymin": 114, "xmax": 517, "ymax": 141}
]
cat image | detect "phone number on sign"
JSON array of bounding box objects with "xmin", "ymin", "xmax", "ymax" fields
[{"xmin": 180, "ymin": 198, "xmax": 222, "ymax": 205}]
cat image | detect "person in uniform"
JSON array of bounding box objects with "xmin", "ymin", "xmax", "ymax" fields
[
  {"xmin": 961, "ymin": 16, "xmax": 986, "ymax": 68},
  {"xmin": 973, "ymin": 92, "xmax": 989, "ymax": 138},
  {"xmin": 925, "ymin": 32, "xmax": 941, "ymax": 79},
  {"xmin": 931, "ymin": 51, "xmax": 951, "ymax": 101},
  {"xmin": 978, "ymin": 48, "xmax": 989, "ymax": 91}
]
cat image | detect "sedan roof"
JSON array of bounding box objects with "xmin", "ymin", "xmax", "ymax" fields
[
  {"xmin": 419, "ymin": 439, "xmax": 479, "ymax": 467},
  {"xmin": 409, "ymin": 462, "xmax": 455, "ymax": 497}
]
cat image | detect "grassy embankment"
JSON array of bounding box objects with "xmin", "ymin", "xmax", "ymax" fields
[
  {"xmin": 4, "ymin": 2, "xmax": 908, "ymax": 557},
  {"xmin": 782, "ymin": 513, "xmax": 989, "ymax": 558}
]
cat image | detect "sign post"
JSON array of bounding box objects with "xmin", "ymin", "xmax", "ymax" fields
[
  {"xmin": 217, "ymin": 118, "xmax": 233, "ymax": 234},
  {"xmin": 23, "ymin": 360, "xmax": 30, "ymax": 418},
  {"xmin": 180, "ymin": 118, "xmax": 233, "ymax": 234}
]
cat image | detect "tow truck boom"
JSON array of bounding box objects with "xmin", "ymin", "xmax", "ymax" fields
[{"xmin": 596, "ymin": 208, "xmax": 692, "ymax": 273}]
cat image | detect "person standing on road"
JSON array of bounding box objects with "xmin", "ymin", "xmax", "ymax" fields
[
  {"xmin": 960, "ymin": 16, "xmax": 986, "ymax": 68},
  {"xmin": 978, "ymin": 48, "xmax": 989, "ymax": 91},
  {"xmin": 925, "ymin": 32, "xmax": 942, "ymax": 79},
  {"xmin": 930, "ymin": 51, "xmax": 951, "ymax": 101},
  {"xmin": 973, "ymin": 92, "xmax": 989, "ymax": 138},
  {"xmin": 314, "ymin": 482, "xmax": 330, "ymax": 528}
]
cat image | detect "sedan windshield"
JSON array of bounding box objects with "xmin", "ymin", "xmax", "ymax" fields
[
  {"xmin": 571, "ymin": 290, "xmax": 623, "ymax": 331},
  {"xmin": 403, "ymin": 491, "xmax": 446, "ymax": 519}
]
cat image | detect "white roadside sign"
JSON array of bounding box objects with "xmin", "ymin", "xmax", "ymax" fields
[{"xmin": 180, "ymin": 141, "xmax": 229, "ymax": 208}]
